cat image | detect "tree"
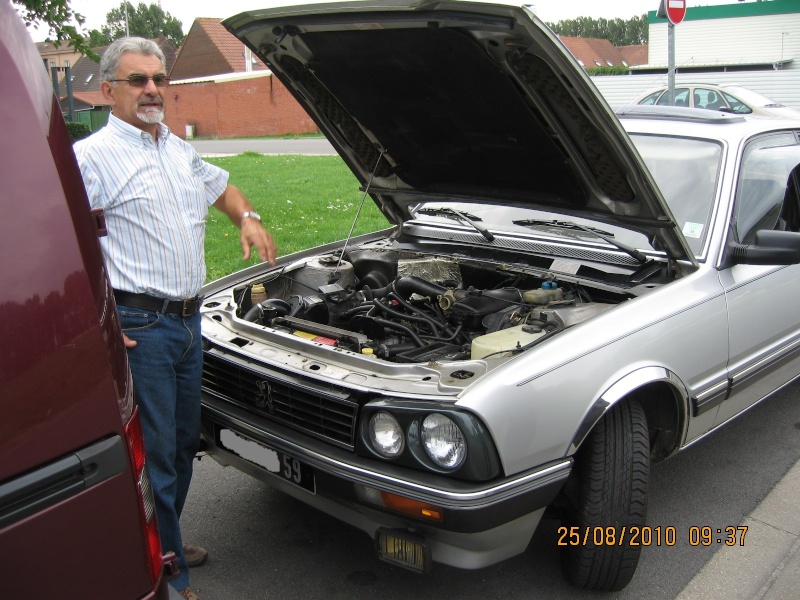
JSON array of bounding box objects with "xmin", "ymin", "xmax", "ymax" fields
[
  {"xmin": 97, "ymin": 2, "xmax": 184, "ymax": 47},
  {"xmin": 14, "ymin": 1, "xmax": 184, "ymax": 61},
  {"xmin": 548, "ymin": 15, "xmax": 648, "ymax": 46},
  {"xmin": 14, "ymin": 0, "xmax": 96, "ymax": 58}
]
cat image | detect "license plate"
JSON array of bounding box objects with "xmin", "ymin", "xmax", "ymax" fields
[{"xmin": 218, "ymin": 428, "xmax": 315, "ymax": 492}]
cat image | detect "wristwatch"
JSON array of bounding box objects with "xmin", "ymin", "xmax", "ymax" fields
[{"xmin": 241, "ymin": 210, "xmax": 261, "ymax": 224}]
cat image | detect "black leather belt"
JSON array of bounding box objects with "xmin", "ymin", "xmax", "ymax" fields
[{"xmin": 113, "ymin": 289, "xmax": 202, "ymax": 317}]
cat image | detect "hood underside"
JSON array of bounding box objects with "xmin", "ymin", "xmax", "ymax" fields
[{"xmin": 224, "ymin": 0, "xmax": 696, "ymax": 262}]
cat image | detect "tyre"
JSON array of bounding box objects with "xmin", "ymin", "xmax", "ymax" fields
[{"xmin": 560, "ymin": 400, "xmax": 650, "ymax": 591}]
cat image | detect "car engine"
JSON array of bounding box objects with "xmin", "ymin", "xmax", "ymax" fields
[{"xmin": 231, "ymin": 248, "xmax": 624, "ymax": 364}]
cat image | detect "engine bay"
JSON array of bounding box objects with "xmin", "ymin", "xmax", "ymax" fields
[{"xmin": 229, "ymin": 248, "xmax": 630, "ymax": 364}]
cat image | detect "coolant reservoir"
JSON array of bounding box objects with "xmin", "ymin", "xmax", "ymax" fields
[{"xmin": 471, "ymin": 325, "xmax": 547, "ymax": 359}]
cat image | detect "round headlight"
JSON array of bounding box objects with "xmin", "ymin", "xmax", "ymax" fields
[
  {"xmin": 369, "ymin": 411, "xmax": 405, "ymax": 458},
  {"xmin": 421, "ymin": 413, "xmax": 466, "ymax": 469}
]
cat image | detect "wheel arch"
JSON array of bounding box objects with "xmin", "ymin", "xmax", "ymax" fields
[{"xmin": 567, "ymin": 366, "xmax": 689, "ymax": 462}]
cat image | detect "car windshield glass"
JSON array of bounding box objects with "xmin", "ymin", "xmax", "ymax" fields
[
  {"xmin": 724, "ymin": 86, "xmax": 784, "ymax": 108},
  {"xmin": 629, "ymin": 134, "xmax": 722, "ymax": 256},
  {"xmin": 735, "ymin": 136, "xmax": 800, "ymax": 244}
]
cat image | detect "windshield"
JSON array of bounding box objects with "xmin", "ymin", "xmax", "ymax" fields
[
  {"xmin": 724, "ymin": 86, "xmax": 784, "ymax": 108},
  {"xmin": 410, "ymin": 135, "xmax": 721, "ymax": 259},
  {"xmin": 628, "ymin": 134, "xmax": 722, "ymax": 256}
]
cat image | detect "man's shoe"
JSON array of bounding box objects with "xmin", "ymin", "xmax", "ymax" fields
[
  {"xmin": 182, "ymin": 543, "xmax": 208, "ymax": 567},
  {"xmin": 179, "ymin": 588, "xmax": 200, "ymax": 600}
]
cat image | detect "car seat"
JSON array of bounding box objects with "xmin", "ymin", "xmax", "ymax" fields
[{"xmin": 707, "ymin": 91, "xmax": 723, "ymax": 110}]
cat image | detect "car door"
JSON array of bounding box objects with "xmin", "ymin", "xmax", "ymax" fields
[{"xmin": 717, "ymin": 131, "xmax": 800, "ymax": 426}]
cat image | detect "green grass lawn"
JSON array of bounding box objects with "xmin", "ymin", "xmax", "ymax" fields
[{"xmin": 204, "ymin": 152, "xmax": 390, "ymax": 280}]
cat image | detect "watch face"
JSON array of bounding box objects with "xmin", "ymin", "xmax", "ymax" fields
[{"xmin": 244, "ymin": 211, "xmax": 261, "ymax": 221}]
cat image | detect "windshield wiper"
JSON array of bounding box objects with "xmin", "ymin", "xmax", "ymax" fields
[
  {"xmin": 416, "ymin": 207, "xmax": 495, "ymax": 242},
  {"xmin": 513, "ymin": 218, "xmax": 649, "ymax": 264}
]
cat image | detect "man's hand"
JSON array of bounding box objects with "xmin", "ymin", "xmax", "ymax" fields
[
  {"xmin": 123, "ymin": 333, "xmax": 138, "ymax": 348},
  {"xmin": 213, "ymin": 184, "xmax": 278, "ymax": 266},
  {"xmin": 240, "ymin": 218, "xmax": 278, "ymax": 265}
]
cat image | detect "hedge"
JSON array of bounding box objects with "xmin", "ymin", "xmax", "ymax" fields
[{"xmin": 65, "ymin": 121, "xmax": 92, "ymax": 142}]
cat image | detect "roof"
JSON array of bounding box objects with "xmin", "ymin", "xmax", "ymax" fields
[
  {"xmin": 618, "ymin": 45, "xmax": 648, "ymax": 68},
  {"xmin": 66, "ymin": 91, "xmax": 107, "ymax": 107},
  {"xmin": 559, "ymin": 36, "xmax": 645, "ymax": 68},
  {"xmin": 168, "ymin": 18, "xmax": 268, "ymax": 80},
  {"xmin": 36, "ymin": 40, "xmax": 79, "ymax": 56}
]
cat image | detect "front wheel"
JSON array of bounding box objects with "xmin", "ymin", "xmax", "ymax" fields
[{"xmin": 560, "ymin": 400, "xmax": 650, "ymax": 591}]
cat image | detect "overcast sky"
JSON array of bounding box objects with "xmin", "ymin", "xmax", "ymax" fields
[{"xmin": 29, "ymin": 0, "xmax": 743, "ymax": 42}]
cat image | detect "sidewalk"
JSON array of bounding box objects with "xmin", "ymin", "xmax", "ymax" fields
[{"xmin": 675, "ymin": 458, "xmax": 800, "ymax": 600}]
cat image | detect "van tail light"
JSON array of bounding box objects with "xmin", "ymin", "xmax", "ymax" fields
[{"xmin": 124, "ymin": 406, "xmax": 164, "ymax": 585}]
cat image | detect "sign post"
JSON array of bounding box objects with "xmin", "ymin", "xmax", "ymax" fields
[{"xmin": 657, "ymin": 0, "xmax": 686, "ymax": 105}]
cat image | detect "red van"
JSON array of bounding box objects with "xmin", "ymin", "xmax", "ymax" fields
[{"xmin": 0, "ymin": 4, "xmax": 177, "ymax": 598}]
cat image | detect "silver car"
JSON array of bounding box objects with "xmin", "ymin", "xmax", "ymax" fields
[
  {"xmin": 198, "ymin": 1, "xmax": 800, "ymax": 591},
  {"xmin": 633, "ymin": 83, "xmax": 800, "ymax": 119}
]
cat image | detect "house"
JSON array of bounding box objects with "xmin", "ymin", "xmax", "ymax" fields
[
  {"xmin": 643, "ymin": 0, "xmax": 800, "ymax": 73},
  {"xmin": 163, "ymin": 18, "xmax": 318, "ymax": 138},
  {"xmin": 36, "ymin": 40, "xmax": 81, "ymax": 84},
  {"xmin": 168, "ymin": 18, "xmax": 269, "ymax": 80}
]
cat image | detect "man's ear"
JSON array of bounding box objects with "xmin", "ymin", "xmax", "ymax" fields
[{"xmin": 100, "ymin": 81, "xmax": 116, "ymax": 104}]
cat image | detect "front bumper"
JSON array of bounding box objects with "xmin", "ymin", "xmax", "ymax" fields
[{"xmin": 200, "ymin": 394, "xmax": 571, "ymax": 570}]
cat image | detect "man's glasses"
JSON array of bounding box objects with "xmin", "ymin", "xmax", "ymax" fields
[{"xmin": 109, "ymin": 74, "xmax": 170, "ymax": 87}]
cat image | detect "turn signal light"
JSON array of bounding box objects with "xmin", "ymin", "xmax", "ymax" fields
[{"xmin": 354, "ymin": 484, "xmax": 444, "ymax": 522}]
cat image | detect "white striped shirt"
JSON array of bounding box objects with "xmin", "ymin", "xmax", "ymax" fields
[{"xmin": 74, "ymin": 114, "xmax": 229, "ymax": 299}]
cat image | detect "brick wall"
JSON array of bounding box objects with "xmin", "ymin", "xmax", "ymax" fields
[{"xmin": 164, "ymin": 74, "xmax": 319, "ymax": 139}]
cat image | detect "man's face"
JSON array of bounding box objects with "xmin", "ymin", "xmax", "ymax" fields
[{"xmin": 102, "ymin": 52, "xmax": 167, "ymax": 134}]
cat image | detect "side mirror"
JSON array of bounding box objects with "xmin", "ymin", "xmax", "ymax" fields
[{"xmin": 730, "ymin": 230, "xmax": 800, "ymax": 265}]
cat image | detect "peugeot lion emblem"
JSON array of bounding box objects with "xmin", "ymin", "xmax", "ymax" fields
[{"xmin": 255, "ymin": 380, "xmax": 275, "ymax": 413}]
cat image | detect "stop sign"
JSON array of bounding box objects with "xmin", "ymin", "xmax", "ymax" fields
[{"xmin": 666, "ymin": 0, "xmax": 687, "ymax": 25}]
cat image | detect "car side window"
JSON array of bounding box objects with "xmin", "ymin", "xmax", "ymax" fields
[
  {"xmin": 721, "ymin": 91, "xmax": 751, "ymax": 114},
  {"xmin": 734, "ymin": 134, "xmax": 800, "ymax": 244},
  {"xmin": 693, "ymin": 88, "xmax": 720, "ymax": 110},
  {"xmin": 778, "ymin": 167, "xmax": 800, "ymax": 232},
  {"xmin": 655, "ymin": 88, "xmax": 689, "ymax": 106}
]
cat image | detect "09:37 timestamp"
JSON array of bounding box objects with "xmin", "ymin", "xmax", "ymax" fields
[
  {"xmin": 689, "ymin": 525, "xmax": 748, "ymax": 546},
  {"xmin": 557, "ymin": 525, "xmax": 748, "ymax": 547}
]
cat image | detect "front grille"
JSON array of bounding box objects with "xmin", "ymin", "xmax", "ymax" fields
[{"xmin": 202, "ymin": 349, "xmax": 359, "ymax": 449}]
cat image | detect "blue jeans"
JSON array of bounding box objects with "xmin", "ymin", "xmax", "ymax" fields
[{"xmin": 118, "ymin": 305, "xmax": 202, "ymax": 591}]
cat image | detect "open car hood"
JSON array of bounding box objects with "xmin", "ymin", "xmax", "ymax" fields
[{"xmin": 224, "ymin": 0, "xmax": 696, "ymax": 263}]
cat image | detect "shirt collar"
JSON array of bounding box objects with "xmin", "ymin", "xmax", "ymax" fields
[{"xmin": 108, "ymin": 113, "xmax": 171, "ymax": 146}]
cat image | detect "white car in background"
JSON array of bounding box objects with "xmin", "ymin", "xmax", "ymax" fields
[{"xmin": 634, "ymin": 83, "xmax": 800, "ymax": 119}]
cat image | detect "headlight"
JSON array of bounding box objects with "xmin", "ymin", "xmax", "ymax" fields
[
  {"xmin": 421, "ymin": 413, "xmax": 466, "ymax": 469},
  {"xmin": 369, "ymin": 411, "xmax": 405, "ymax": 457}
]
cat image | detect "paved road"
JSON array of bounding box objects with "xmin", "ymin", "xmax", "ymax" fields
[
  {"xmin": 179, "ymin": 381, "xmax": 800, "ymax": 600},
  {"xmin": 188, "ymin": 137, "xmax": 336, "ymax": 156}
]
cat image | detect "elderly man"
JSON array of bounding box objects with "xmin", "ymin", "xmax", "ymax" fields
[{"xmin": 74, "ymin": 37, "xmax": 277, "ymax": 600}]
